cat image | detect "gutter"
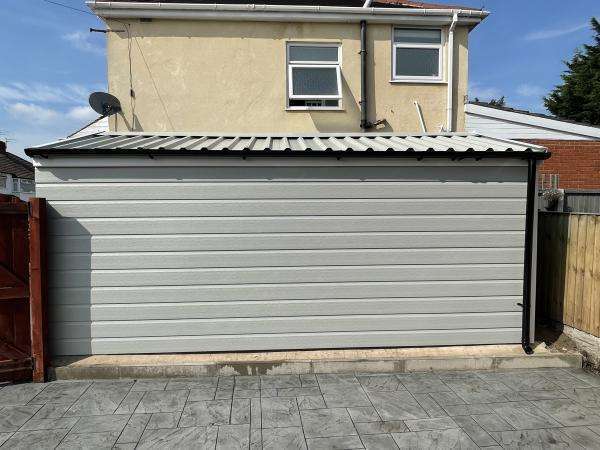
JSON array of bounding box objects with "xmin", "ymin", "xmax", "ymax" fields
[
  {"xmin": 86, "ymin": 1, "xmax": 488, "ymax": 24},
  {"xmin": 360, "ymin": 19, "xmax": 369, "ymax": 130},
  {"xmin": 25, "ymin": 146, "xmax": 551, "ymax": 160},
  {"xmin": 446, "ymin": 11, "xmax": 458, "ymax": 132}
]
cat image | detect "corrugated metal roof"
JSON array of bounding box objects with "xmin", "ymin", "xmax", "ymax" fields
[{"xmin": 26, "ymin": 132, "xmax": 549, "ymax": 159}]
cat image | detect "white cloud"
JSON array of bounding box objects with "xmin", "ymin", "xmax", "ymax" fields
[
  {"xmin": 516, "ymin": 83, "xmax": 546, "ymax": 98},
  {"xmin": 525, "ymin": 22, "xmax": 589, "ymax": 41},
  {"xmin": 62, "ymin": 31, "xmax": 105, "ymax": 55},
  {"xmin": 0, "ymin": 82, "xmax": 91, "ymax": 104},
  {"xmin": 67, "ymin": 105, "xmax": 98, "ymax": 122},
  {"xmin": 7, "ymin": 103, "xmax": 59, "ymax": 123},
  {"xmin": 469, "ymin": 83, "xmax": 503, "ymax": 102}
]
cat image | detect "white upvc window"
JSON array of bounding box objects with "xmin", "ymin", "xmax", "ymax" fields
[
  {"xmin": 287, "ymin": 43, "xmax": 342, "ymax": 109},
  {"xmin": 392, "ymin": 28, "xmax": 444, "ymax": 82}
]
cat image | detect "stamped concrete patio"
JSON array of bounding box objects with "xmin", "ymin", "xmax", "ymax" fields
[{"xmin": 2, "ymin": 368, "xmax": 600, "ymax": 449}]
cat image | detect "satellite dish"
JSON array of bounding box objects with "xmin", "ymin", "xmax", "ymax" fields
[{"xmin": 89, "ymin": 92, "xmax": 122, "ymax": 117}]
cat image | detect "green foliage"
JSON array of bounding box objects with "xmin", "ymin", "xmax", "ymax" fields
[{"xmin": 544, "ymin": 18, "xmax": 600, "ymax": 125}]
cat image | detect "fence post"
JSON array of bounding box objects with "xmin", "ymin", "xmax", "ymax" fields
[{"xmin": 29, "ymin": 198, "xmax": 47, "ymax": 382}]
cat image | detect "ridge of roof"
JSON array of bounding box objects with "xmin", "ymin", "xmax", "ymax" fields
[{"xmin": 468, "ymin": 101, "xmax": 600, "ymax": 131}]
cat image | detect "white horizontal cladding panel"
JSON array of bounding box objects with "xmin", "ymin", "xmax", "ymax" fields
[
  {"xmin": 50, "ymin": 281, "xmax": 523, "ymax": 305},
  {"xmin": 48, "ymin": 215, "xmax": 526, "ymax": 236},
  {"xmin": 38, "ymin": 182, "xmax": 527, "ymax": 201},
  {"xmin": 51, "ymin": 339, "xmax": 91, "ymax": 356},
  {"xmin": 48, "ymin": 264, "xmax": 524, "ymax": 288},
  {"xmin": 35, "ymin": 156, "xmax": 528, "ymax": 169},
  {"xmin": 35, "ymin": 164, "xmax": 528, "ymax": 184},
  {"xmin": 49, "ymin": 232, "xmax": 525, "ymax": 253},
  {"xmin": 56, "ymin": 313, "xmax": 522, "ymax": 339},
  {"xmin": 42, "ymin": 158, "xmax": 529, "ymax": 355},
  {"xmin": 47, "ymin": 199, "xmax": 526, "ymax": 219},
  {"xmin": 48, "ymin": 248, "xmax": 525, "ymax": 271},
  {"xmin": 50, "ymin": 297, "xmax": 522, "ymax": 322},
  {"xmin": 86, "ymin": 329, "xmax": 523, "ymax": 355}
]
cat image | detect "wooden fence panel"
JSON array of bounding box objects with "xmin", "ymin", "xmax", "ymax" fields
[
  {"xmin": 537, "ymin": 212, "xmax": 600, "ymax": 336},
  {"xmin": 0, "ymin": 195, "xmax": 48, "ymax": 382}
]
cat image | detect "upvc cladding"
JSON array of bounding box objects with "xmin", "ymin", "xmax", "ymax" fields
[{"xmin": 35, "ymin": 156, "xmax": 528, "ymax": 355}]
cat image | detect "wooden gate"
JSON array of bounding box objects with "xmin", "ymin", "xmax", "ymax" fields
[{"xmin": 0, "ymin": 195, "xmax": 47, "ymax": 382}]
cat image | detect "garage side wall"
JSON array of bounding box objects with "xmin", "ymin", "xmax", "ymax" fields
[{"xmin": 35, "ymin": 156, "xmax": 528, "ymax": 356}]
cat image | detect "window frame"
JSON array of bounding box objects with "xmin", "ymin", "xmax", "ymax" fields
[
  {"xmin": 391, "ymin": 27, "xmax": 445, "ymax": 83},
  {"xmin": 286, "ymin": 42, "xmax": 343, "ymax": 110}
]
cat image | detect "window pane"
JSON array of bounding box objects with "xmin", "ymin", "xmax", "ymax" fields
[
  {"xmin": 292, "ymin": 67, "xmax": 339, "ymax": 96},
  {"xmin": 394, "ymin": 28, "xmax": 441, "ymax": 44},
  {"xmin": 20, "ymin": 180, "xmax": 35, "ymax": 193},
  {"xmin": 395, "ymin": 47, "xmax": 440, "ymax": 77},
  {"xmin": 289, "ymin": 46, "xmax": 339, "ymax": 62}
]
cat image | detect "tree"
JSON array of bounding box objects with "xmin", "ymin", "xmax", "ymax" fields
[{"xmin": 544, "ymin": 18, "xmax": 600, "ymax": 125}]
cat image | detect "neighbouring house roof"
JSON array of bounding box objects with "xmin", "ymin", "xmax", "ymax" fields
[
  {"xmin": 0, "ymin": 142, "xmax": 34, "ymax": 179},
  {"xmin": 26, "ymin": 132, "xmax": 549, "ymax": 159},
  {"xmin": 68, "ymin": 116, "xmax": 110, "ymax": 139},
  {"xmin": 465, "ymin": 102, "xmax": 600, "ymax": 141}
]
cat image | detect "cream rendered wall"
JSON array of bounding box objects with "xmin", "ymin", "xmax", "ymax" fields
[{"xmin": 107, "ymin": 19, "xmax": 469, "ymax": 134}]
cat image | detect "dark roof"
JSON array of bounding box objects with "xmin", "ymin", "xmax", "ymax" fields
[
  {"xmin": 469, "ymin": 101, "xmax": 600, "ymax": 131},
  {"xmin": 101, "ymin": 0, "xmax": 483, "ymax": 11},
  {"xmin": 26, "ymin": 132, "xmax": 549, "ymax": 160},
  {"xmin": 0, "ymin": 142, "xmax": 34, "ymax": 179}
]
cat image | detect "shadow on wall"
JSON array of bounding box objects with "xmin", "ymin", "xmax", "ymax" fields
[
  {"xmin": 308, "ymin": 57, "xmax": 392, "ymax": 133},
  {"xmin": 48, "ymin": 211, "xmax": 93, "ymax": 357},
  {"xmin": 535, "ymin": 213, "xmax": 569, "ymax": 330}
]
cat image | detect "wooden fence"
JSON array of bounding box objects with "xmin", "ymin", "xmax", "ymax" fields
[
  {"xmin": 537, "ymin": 212, "xmax": 600, "ymax": 337},
  {"xmin": 0, "ymin": 195, "xmax": 48, "ymax": 382}
]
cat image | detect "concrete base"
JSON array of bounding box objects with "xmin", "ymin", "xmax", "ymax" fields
[{"xmin": 50, "ymin": 343, "xmax": 582, "ymax": 380}]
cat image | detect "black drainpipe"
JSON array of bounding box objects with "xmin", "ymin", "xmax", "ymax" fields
[
  {"xmin": 360, "ymin": 20, "xmax": 368, "ymax": 130},
  {"xmin": 521, "ymin": 158, "xmax": 537, "ymax": 355}
]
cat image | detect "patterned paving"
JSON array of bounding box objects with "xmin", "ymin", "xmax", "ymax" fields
[{"xmin": 1, "ymin": 368, "xmax": 600, "ymax": 449}]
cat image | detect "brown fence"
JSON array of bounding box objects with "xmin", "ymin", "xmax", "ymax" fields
[
  {"xmin": 0, "ymin": 195, "xmax": 48, "ymax": 382},
  {"xmin": 537, "ymin": 212, "xmax": 600, "ymax": 337}
]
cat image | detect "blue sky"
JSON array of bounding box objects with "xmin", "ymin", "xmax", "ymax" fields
[{"xmin": 1, "ymin": 0, "xmax": 598, "ymax": 158}]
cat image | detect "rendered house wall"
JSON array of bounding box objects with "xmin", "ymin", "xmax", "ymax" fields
[{"xmin": 106, "ymin": 20, "xmax": 469, "ymax": 134}]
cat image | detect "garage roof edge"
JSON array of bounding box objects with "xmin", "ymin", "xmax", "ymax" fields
[{"xmin": 26, "ymin": 132, "xmax": 550, "ymax": 159}]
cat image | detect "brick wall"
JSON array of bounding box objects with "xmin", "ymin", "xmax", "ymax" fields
[{"xmin": 524, "ymin": 140, "xmax": 600, "ymax": 190}]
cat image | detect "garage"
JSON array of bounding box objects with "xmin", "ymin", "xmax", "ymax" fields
[{"xmin": 27, "ymin": 133, "xmax": 548, "ymax": 356}]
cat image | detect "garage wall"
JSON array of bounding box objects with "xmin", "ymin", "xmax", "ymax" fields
[{"xmin": 35, "ymin": 156, "xmax": 528, "ymax": 355}]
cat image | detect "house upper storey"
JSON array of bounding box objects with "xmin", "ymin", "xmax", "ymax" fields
[{"xmin": 89, "ymin": 0, "xmax": 488, "ymax": 134}]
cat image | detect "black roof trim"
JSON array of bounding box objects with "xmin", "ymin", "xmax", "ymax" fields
[{"xmin": 25, "ymin": 146, "xmax": 551, "ymax": 160}]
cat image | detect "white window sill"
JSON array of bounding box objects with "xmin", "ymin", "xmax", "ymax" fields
[{"xmin": 390, "ymin": 79, "xmax": 447, "ymax": 84}]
